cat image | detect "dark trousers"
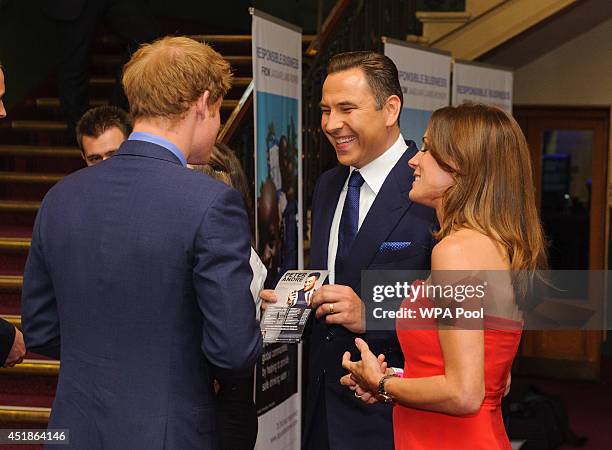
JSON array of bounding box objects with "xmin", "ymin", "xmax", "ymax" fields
[
  {"xmin": 51, "ymin": 0, "xmax": 160, "ymax": 139},
  {"xmin": 302, "ymin": 382, "xmax": 331, "ymax": 450},
  {"xmin": 216, "ymin": 376, "xmax": 258, "ymax": 450}
]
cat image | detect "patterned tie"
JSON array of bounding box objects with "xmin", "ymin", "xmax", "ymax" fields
[{"xmin": 335, "ymin": 170, "xmax": 365, "ymax": 270}]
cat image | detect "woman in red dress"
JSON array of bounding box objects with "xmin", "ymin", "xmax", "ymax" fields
[{"xmin": 340, "ymin": 103, "xmax": 547, "ymax": 449}]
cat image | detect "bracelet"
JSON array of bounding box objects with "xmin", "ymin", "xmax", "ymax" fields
[{"xmin": 377, "ymin": 373, "xmax": 398, "ymax": 404}]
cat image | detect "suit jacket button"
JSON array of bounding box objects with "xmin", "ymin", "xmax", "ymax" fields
[{"xmin": 325, "ymin": 334, "xmax": 333, "ymax": 341}]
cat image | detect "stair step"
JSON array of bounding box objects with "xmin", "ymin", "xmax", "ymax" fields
[
  {"xmin": 95, "ymin": 34, "xmax": 315, "ymax": 46},
  {"xmin": 0, "ymin": 146, "xmax": 80, "ymax": 158},
  {"xmin": 1, "ymin": 358, "xmax": 60, "ymax": 376},
  {"xmin": 0, "ymin": 277, "xmax": 23, "ymax": 321},
  {"xmin": 0, "ymin": 173, "xmax": 62, "ymax": 202},
  {"xmin": 416, "ymin": 11, "xmax": 472, "ymax": 43},
  {"xmin": 1, "ymin": 314, "xmax": 20, "ymax": 328},
  {"xmin": 0, "ymin": 275, "xmax": 23, "ymax": 292},
  {"xmin": 0, "ymin": 145, "xmax": 85, "ymax": 174},
  {"xmin": 90, "ymin": 76, "xmax": 116, "ymax": 86},
  {"xmin": 190, "ymin": 34, "xmax": 315, "ymax": 45},
  {"xmin": 0, "ymin": 202, "xmax": 39, "ymax": 228},
  {"xmin": 224, "ymin": 55, "xmax": 253, "ymax": 65},
  {"xmin": 0, "ymin": 201, "xmax": 40, "ymax": 213},
  {"xmin": 33, "ymin": 97, "xmax": 239, "ymax": 111},
  {"xmin": 0, "ymin": 405, "xmax": 51, "ymax": 424},
  {"xmin": 34, "ymin": 97, "xmax": 108, "ymax": 109},
  {"xmin": 0, "ymin": 172, "xmax": 63, "ymax": 184},
  {"xmin": 191, "ymin": 34, "xmax": 253, "ymax": 44},
  {"xmin": 93, "ymin": 54, "xmax": 253, "ymax": 66},
  {"xmin": 7, "ymin": 120, "xmax": 67, "ymax": 132},
  {"xmin": 0, "ymin": 240, "xmax": 30, "ymax": 272},
  {"xmin": 233, "ymin": 77, "xmax": 252, "ymax": 87},
  {"xmin": 0, "ymin": 237, "xmax": 30, "ymax": 252},
  {"xmin": 89, "ymin": 76, "xmax": 251, "ymax": 87},
  {"xmin": 405, "ymin": 34, "xmax": 430, "ymax": 45}
]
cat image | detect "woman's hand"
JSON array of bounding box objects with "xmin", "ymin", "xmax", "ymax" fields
[
  {"xmin": 340, "ymin": 374, "xmax": 380, "ymax": 404},
  {"xmin": 341, "ymin": 338, "xmax": 388, "ymax": 395}
]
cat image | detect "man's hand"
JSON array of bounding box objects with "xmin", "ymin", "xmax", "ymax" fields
[
  {"xmin": 259, "ymin": 289, "xmax": 277, "ymax": 311},
  {"xmin": 4, "ymin": 327, "xmax": 26, "ymax": 368},
  {"xmin": 310, "ymin": 284, "xmax": 365, "ymax": 333}
]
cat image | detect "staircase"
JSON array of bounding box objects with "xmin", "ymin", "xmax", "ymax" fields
[
  {"xmin": 0, "ymin": 31, "xmax": 255, "ymax": 432},
  {"xmin": 408, "ymin": 0, "xmax": 580, "ymax": 60}
]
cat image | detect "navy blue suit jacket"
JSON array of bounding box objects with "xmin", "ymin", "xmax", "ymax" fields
[
  {"xmin": 304, "ymin": 142, "xmax": 437, "ymax": 450},
  {"xmin": 21, "ymin": 140, "xmax": 262, "ymax": 449}
]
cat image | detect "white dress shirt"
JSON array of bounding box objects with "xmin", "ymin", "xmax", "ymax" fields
[{"xmin": 327, "ymin": 134, "xmax": 407, "ymax": 284}]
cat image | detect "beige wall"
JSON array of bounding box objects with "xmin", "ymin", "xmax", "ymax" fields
[{"xmin": 514, "ymin": 18, "xmax": 612, "ymax": 105}]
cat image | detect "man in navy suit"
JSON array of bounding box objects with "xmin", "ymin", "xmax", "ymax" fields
[
  {"xmin": 21, "ymin": 37, "xmax": 262, "ymax": 449},
  {"xmin": 0, "ymin": 63, "xmax": 26, "ymax": 369},
  {"xmin": 39, "ymin": 0, "xmax": 159, "ymax": 139},
  {"xmin": 304, "ymin": 52, "xmax": 437, "ymax": 450}
]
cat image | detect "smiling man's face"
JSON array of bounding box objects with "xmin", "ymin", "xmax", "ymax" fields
[{"xmin": 320, "ymin": 68, "xmax": 392, "ymax": 168}]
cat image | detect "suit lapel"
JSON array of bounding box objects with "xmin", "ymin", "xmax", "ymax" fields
[
  {"xmin": 336, "ymin": 146, "xmax": 417, "ymax": 289},
  {"xmin": 312, "ymin": 165, "xmax": 349, "ymax": 269}
]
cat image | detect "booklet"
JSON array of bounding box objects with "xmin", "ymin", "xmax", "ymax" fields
[{"xmin": 260, "ymin": 270, "xmax": 329, "ymax": 344}]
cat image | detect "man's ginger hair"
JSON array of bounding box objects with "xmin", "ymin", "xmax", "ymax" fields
[{"xmin": 122, "ymin": 36, "xmax": 233, "ymax": 121}]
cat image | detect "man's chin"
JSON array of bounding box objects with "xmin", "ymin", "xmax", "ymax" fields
[{"xmin": 336, "ymin": 152, "xmax": 358, "ymax": 167}]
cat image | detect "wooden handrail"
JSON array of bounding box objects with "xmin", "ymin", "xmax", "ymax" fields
[
  {"xmin": 305, "ymin": 0, "xmax": 353, "ymax": 57},
  {"xmin": 219, "ymin": 4, "xmax": 347, "ymax": 144},
  {"xmin": 218, "ymin": 80, "xmax": 254, "ymax": 144}
]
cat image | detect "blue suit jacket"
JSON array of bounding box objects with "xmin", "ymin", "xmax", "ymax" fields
[
  {"xmin": 304, "ymin": 142, "xmax": 437, "ymax": 450},
  {"xmin": 21, "ymin": 140, "xmax": 262, "ymax": 449}
]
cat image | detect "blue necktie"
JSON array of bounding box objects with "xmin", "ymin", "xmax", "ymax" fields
[{"xmin": 335, "ymin": 170, "xmax": 365, "ymax": 270}]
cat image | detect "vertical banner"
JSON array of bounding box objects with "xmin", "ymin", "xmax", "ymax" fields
[
  {"xmin": 452, "ymin": 60, "xmax": 513, "ymax": 113},
  {"xmin": 251, "ymin": 8, "xmax": 302, "ymax": 450},
  {"xmin": 383, "ymin": 37, "xmax": 451, "ymax": 143}
]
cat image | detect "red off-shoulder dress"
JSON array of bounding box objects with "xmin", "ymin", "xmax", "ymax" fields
[{"xmin": 393, "ymin": 281, "xmax": 522, "ymax": 450}]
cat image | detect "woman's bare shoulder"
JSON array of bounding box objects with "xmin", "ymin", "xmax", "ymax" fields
[{"xmin": 432, "ymin": 229, "xmax": 508, "ymax": 270}]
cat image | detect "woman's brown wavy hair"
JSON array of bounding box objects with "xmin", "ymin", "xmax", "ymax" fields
[{"xmin": 426, "ymin": 103, "xmax": 547, "ymax": 287}]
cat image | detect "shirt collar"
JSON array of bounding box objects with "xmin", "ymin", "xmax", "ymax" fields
[
  {"xmin": 351, "ymin": 133, "xmax": 407, "ymax": 194},
  {"xmin": 128, "ymin": 131, "xmax": 187, "ymax": 167}
]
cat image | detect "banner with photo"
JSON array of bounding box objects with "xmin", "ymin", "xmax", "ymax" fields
[
  {"xmin": 452, "ymin": 60, "xmax": 513, "ymax": 113},
  {"xmin": 383, "ymin": 37, "xmax": 451, "ymax": 144},
  {"xmin": 251, "ymin": 8, "xmax": 302, "ymax": 450}
]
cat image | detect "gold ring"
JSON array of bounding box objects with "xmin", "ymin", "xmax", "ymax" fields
[
  {"xmin": 354, "ymin": 391, "xmax": 362, "ymax": 399},
  {"xmin": 328, "ymin": 303, "xmax": 334, "ymax": 314}
]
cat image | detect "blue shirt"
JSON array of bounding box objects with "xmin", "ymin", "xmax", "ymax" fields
[{"xmin": 128, "ymin": 131, "xmax": 187, "ymax": 167}]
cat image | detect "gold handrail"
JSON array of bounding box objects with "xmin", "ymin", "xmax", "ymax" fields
[
  {"xmin": 0, "ymin": 358, "xmax": 60, "ymax": 376},
  {"xmin": 0, "ymin": 275, "xmax": 23, "ymax": 291},
  {"xmin": 1, "ymin": 314, "xmax": 20, "ymax": 328},
  {"xmin": 0, "ymin": 405, "xmax": 51, "ymax": 423}
]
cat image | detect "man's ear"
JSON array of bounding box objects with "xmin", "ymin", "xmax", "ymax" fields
[
  {"xmin": 384, "ymin": 95, "xmax": 401, "ymax": 127},
  {"xmin": 195, "ymin": 90, "xmax": 211, "ymax": 119}
]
